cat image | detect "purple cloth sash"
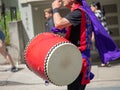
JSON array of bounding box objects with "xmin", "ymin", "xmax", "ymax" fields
[{"xmin": 80, "ymin": 0, "xmax": 120, "ymax": 63}]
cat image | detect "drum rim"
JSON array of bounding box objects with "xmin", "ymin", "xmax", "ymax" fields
[{"xmin": 44, "ymin": 42, "xmax": 79, "ymax": 86}]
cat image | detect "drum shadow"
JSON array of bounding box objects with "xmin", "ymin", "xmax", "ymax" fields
[
  {"xmin": 0, "ymin": 81, "xmax": 42, "ymax": 86},
  {"xmin": 0, "ymin": 67, "xmax": 24, "ymax": 72}
]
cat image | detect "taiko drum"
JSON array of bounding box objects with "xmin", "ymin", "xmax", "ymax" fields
[{"xmin": 25, "ymin": 32, "xmax": 82, "ymax": 86}]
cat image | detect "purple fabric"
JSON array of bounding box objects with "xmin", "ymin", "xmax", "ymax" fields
[
  {"xmin": 51, "ymin": 27, "xmax": 59, "ymax": 34},
  {"xmin": 90, "ymin": 72, "xmax": 94, "ymax": 80},
  {"xmin": 81, "ymin": 49, "xmax": 94, "ymax": 80},
  {"xmin": 80, "ymin": 0, "xmax": 120, "ymax": 63},
  {"xmin": 51, "ymin": 27, "xmax": 66, "ymax": 34},
  {"xmin": 60, "ymin": 28, "xmax": 67, "ymax": 33},
  {"xmin": 81, "ymin": 49, "xmax": 90, "ymax": 58}
]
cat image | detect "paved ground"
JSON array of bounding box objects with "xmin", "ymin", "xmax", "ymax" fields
[{"xmin": 0, "ymin": 59, "xmax": 120, "ymax": 90}]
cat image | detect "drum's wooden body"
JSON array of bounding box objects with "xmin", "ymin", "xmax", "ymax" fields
[{"xmin": 25, "ymin": 33, "xmax": 82, "ymax": 86}]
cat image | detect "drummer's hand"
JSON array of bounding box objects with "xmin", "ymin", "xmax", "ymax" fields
[{"xmin": 52, "ymin": 0, "xmax": 62, "ymax": 9}]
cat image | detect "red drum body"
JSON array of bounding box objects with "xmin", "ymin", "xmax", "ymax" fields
[{"xmin": 25, "ymin": 33, "xmax": 82, "ymax": 86}]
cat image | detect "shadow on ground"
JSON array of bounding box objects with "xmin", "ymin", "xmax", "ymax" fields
[
  {"xmin": 0, "ymin": 81, "xmax": 42, "ymax": 86},
  {"xmin": 92, "ymin": 58, "xmax": 120, "ymax": 67},
  {"xmin": 0, "ymin": 67, "xmax": 24, "ymax": 72}
]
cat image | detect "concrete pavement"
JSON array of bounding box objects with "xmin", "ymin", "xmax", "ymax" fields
[{"xmin": 0, "ymin": 60, "xmax": 120, "ymax": 90}]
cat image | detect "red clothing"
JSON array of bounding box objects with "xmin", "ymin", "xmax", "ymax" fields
[{"xmin": 65, "ymin": 3, "xmax": 92, "ymax": 85}]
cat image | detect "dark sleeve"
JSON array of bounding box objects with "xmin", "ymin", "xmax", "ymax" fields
[
  {"xmin": 46, "ymin": 18, "xmax": 54, "ymax": 32},
  {"xmin": 48, "ymin": 18, "xmax": 54, "ymax": 30},
  {"xmin": 65, "ymin": 9, "xmax": 82, "ymax": 26}
]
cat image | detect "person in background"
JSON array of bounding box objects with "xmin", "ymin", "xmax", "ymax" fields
[
  {"xmin": 90, "ymin": 1, "xmax": 110, "ymax": 34},
  {"xmin": 44, "ymin": 8, "xmax": 54, "ymax": 32},
  {"xmin": 90, "ymin": 1, "xmax": 111, "ymax": 67},
  {"xmin": 0, "ymin": 29, "xmax": 18, "ymax": 72},
  {"xmin": 52, "ymin": 0, "xmax": 94, "ymax": 90}
]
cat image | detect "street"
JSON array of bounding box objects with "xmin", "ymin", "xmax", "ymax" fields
[{"xmin": 0, "ymin": 61, "xmax": 120, "ymax": 90}]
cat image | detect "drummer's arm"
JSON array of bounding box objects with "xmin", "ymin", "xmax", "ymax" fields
[
  {"xmin": 52, "ymin": 0, "xmax": 72, "ymax": 30},
  {"xmin": 53, "ymin": 12, "xmax": 72, "ymax": 30}
]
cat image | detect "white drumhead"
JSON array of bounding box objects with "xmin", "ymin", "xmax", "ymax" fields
[{"xmin": 45, "ymin": 42, "xmax": 82, "ymax": 86}]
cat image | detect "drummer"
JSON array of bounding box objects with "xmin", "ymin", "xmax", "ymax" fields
[{"xmin": 52, "ymin": 0, "xmax": 94, "ymax": 90}]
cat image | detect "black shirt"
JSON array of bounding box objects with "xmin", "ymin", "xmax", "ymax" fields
[{"xmin": 65, "ymin": 9, "xmax": 82, "ymax": 46}]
